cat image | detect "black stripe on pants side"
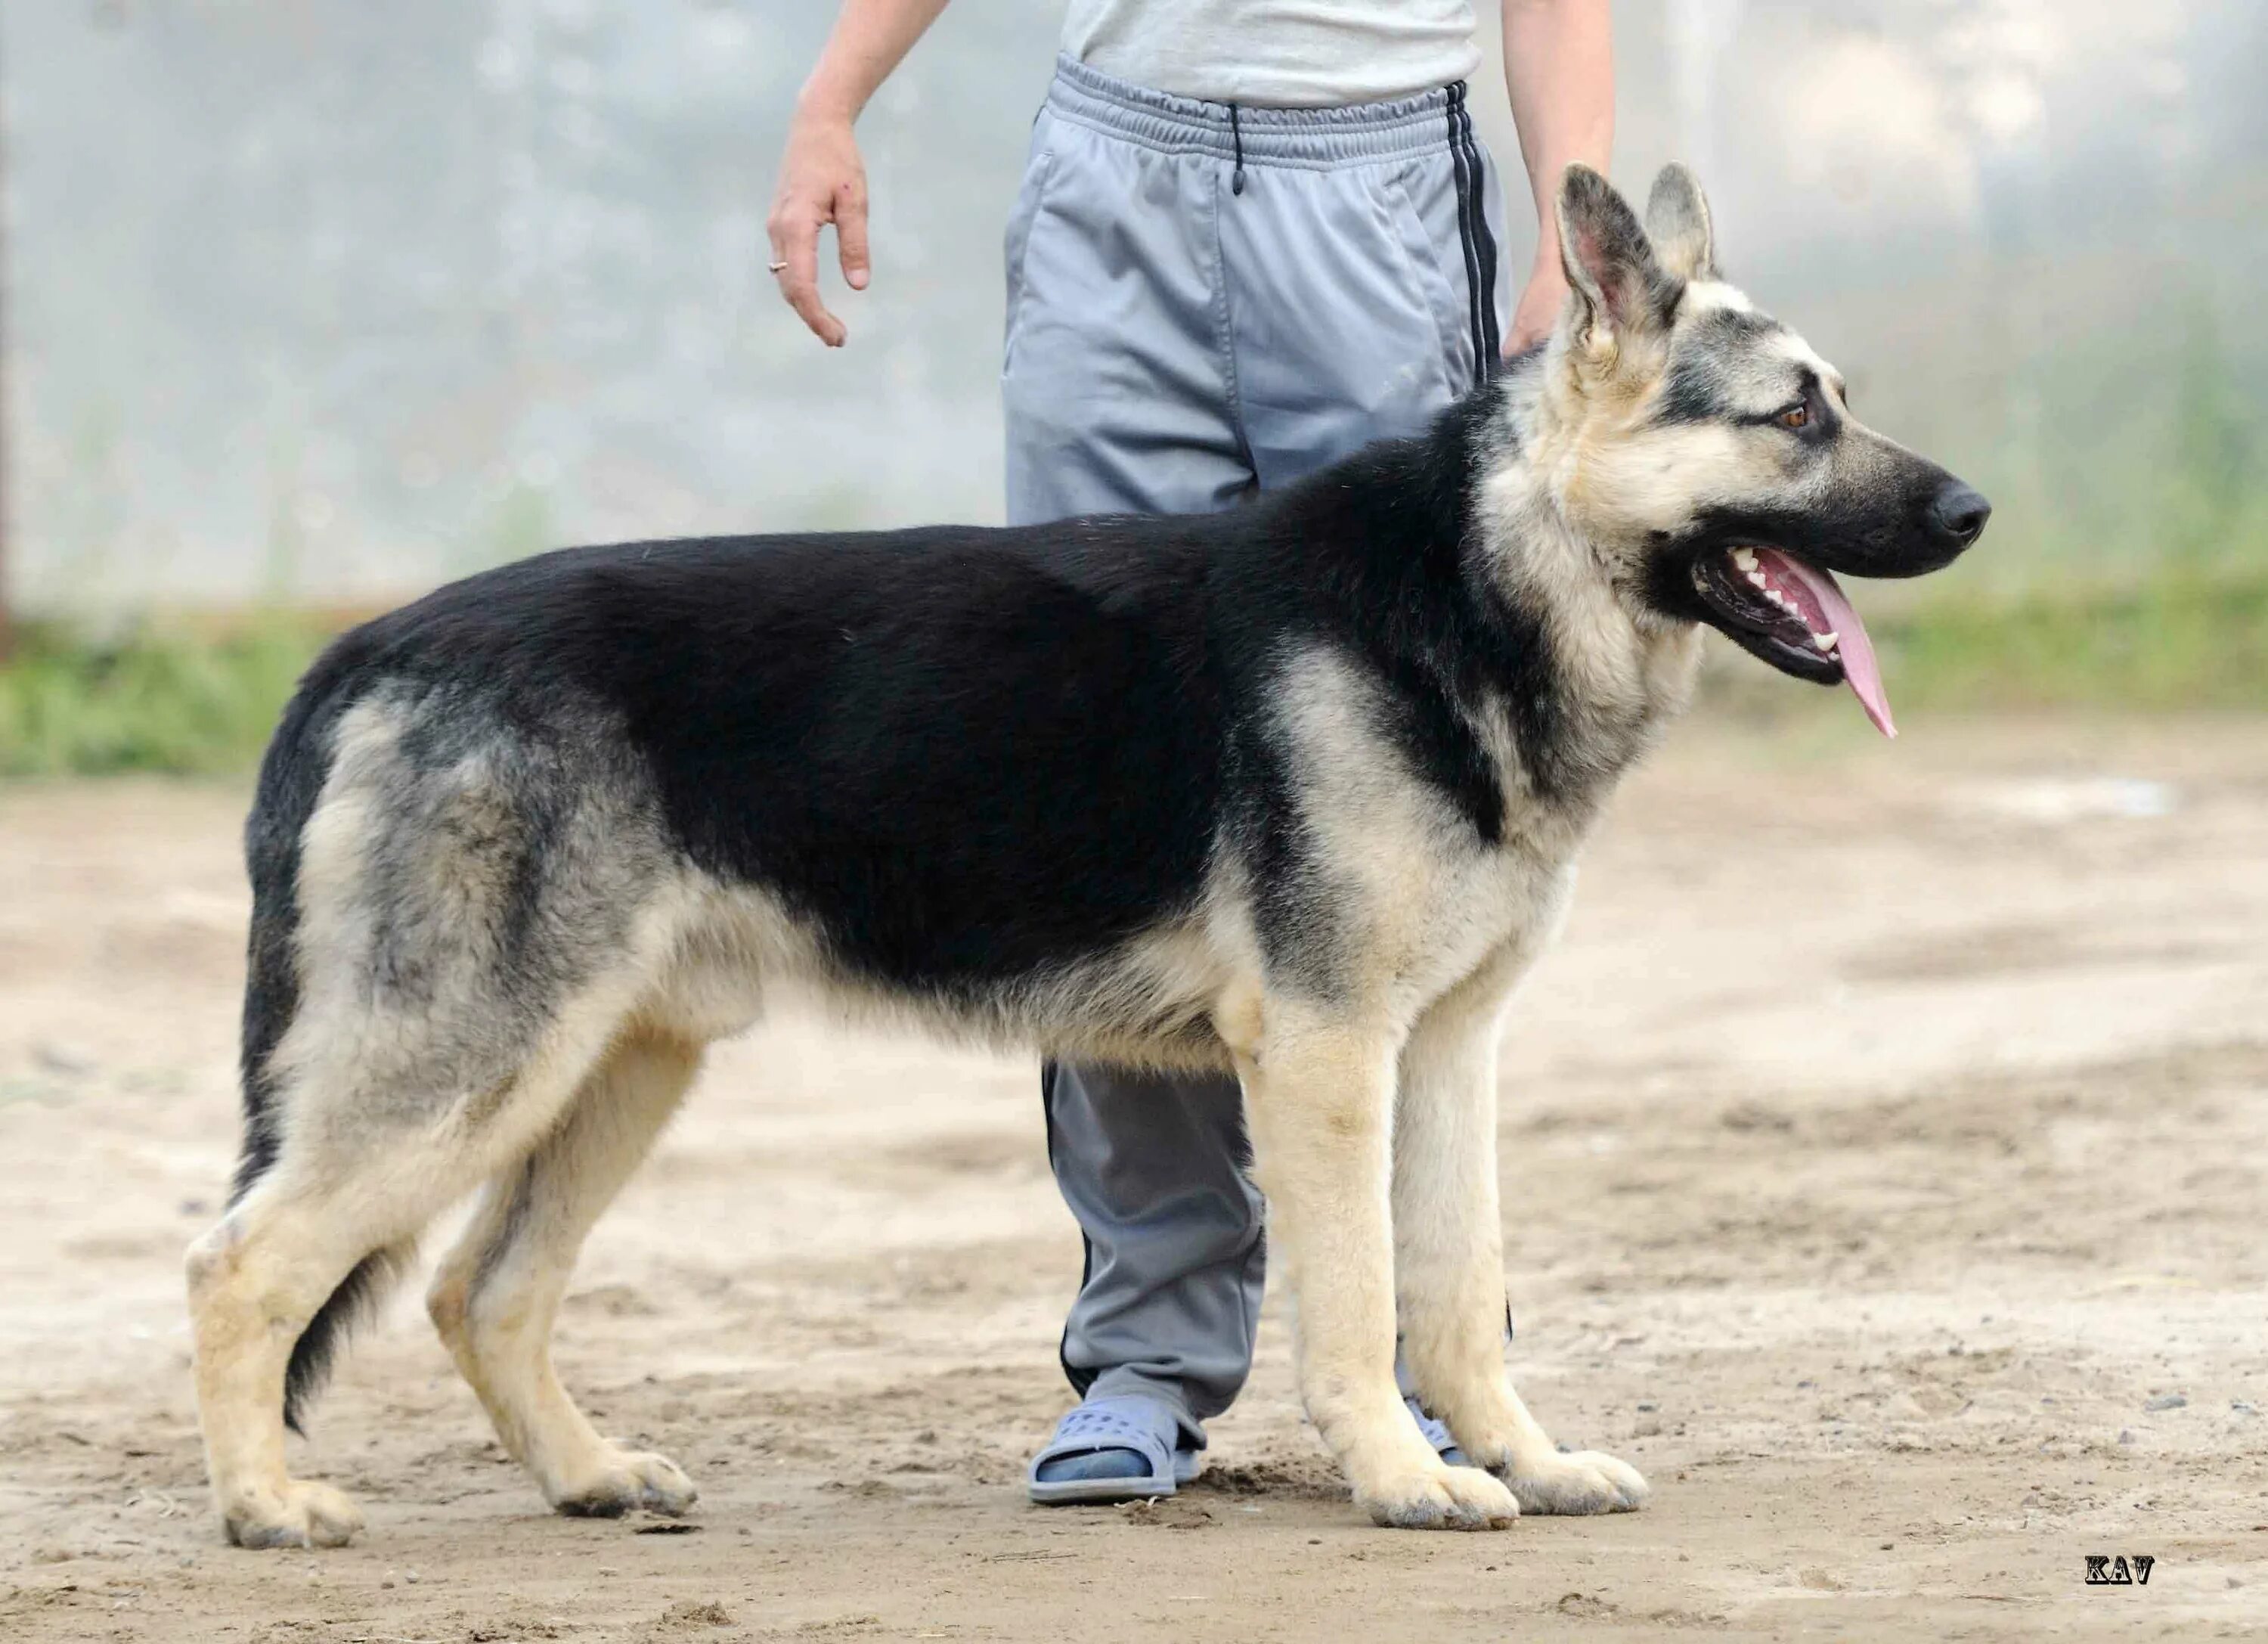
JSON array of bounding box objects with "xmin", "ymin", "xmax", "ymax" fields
[
  {"xmin": 1040, "ymin": 1060, "xmax": 1101, "ymax": 1398},
  {"xmin": 1444, "ymin": 82, "xmax": 1487, "ymax": 383},
  {"xmin": 1455, "ymin": 98, "xmax": 1502, "ymax": 372}
]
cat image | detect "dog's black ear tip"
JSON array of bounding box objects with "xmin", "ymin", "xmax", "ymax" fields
[
  {"xmin": 1560, "ymin": 163, "xmax": 1612, "ymax": 202},
  {"xmin": 1557, "ymin": 166, "xmax": 1641, "ymax": 243}
]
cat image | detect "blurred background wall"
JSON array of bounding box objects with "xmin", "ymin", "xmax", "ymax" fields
[{"xmin": 2, "ymin": 0, "xmax": 2265, "ymax": 617}]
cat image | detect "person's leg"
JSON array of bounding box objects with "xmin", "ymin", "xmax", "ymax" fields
[
  {"xmin": 1002, "ymin": 78, "xmax": 1263, "ymax": 1494},
  {"xmin": 1220, "ymin": 85, "xmax": 1510, "ymax": 487},
  {"xmin": 1005, "ymin": 65, "xmax": 1515, "ymax": 1499},
  {"xmin": 1042, "ymin": 1062, "xmax": 1262, "ymax": 1438}
]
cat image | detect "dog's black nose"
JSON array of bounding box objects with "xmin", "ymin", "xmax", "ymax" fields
[{"xmin": 1929, "ymin": 482, "xmax": 1991, "ymax": 547}]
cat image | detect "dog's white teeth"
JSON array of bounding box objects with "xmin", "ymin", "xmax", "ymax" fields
[
  {"xmin": 1732, "ymin": 547, "xmax": 1758, "ymax": 571},
  {"xmin": 1813, "ymin": 631, "xmax": 1838, "ymax": 652},
  {"xmin": 1746, "ymin": 570, "xmax": 1770, "ymax": 590}
]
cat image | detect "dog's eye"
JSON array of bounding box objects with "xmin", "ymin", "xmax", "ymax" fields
[{"xmin": 1775, "ymin": 402, "xmax": 1809, "ymax": 430}]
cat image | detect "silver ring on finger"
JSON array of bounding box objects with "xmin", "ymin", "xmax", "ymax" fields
[{"xmin": 767, "ymin": 260, "xmax": 789, "ymax": 274}]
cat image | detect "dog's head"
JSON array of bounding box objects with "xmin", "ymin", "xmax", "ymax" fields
[{"xmin": 1538, "ymin": 164, "xmax": 1989, "ymax": 737}]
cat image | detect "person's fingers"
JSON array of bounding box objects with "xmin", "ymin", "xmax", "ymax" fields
[
  {"xmin": 835, "ymin": 179, "xmax": 871, "ymax": 293},
  {"xmin": 769, "ymin": 208, "xmax": 844, "ymax": 347}
]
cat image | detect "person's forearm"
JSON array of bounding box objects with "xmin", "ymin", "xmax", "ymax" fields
[
  {"xmin": 773, "ymin": 0, "xmax": 950, "ymax": 344},
  {"xmin": 797, "ymin": 0, "xmax": 953, "ymax": 124},
  {"xmin": 1501, "ymin": 0, "xmax": 1613, "ymax": 268}
]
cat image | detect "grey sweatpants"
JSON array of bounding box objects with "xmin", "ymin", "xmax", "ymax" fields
[{"xmin": 1002, "ymin": 54, "xmax": 1511, "ymax": 1445}]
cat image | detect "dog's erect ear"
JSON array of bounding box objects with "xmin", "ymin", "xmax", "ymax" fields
[
  {"xmin": 1644, "ymin": 163, "xmax": 1716, "ymax": 281},
  {"xmin": 1555, "ymin": 165, "xmax": 1678, "ymax": 350}
]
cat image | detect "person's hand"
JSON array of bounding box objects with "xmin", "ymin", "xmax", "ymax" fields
[
  {"xmin": 767, "ymin": 103, "xmax": 870, "ymax": 347},
  {"xmin": 1505, "ymin": 255, "xmax": 1569, "ymax": 354}
]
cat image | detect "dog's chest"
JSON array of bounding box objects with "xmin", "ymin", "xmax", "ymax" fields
[
  {"xmin": 1269, "ymin": 657, "xmax": 1594, "ymax": 1010},
  {"xmin": 1394, "ymin": 808, "xmax": 1587, "ymax": 1006}
]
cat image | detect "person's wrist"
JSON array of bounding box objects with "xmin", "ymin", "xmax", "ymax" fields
[{"xmin": 794, "ymin": 74, "xmax": 864, "ymax": 130}]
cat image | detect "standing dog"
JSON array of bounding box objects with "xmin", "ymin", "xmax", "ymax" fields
[{"xmin": 187, "ymin": 165, "xmax": 1987, "ymax": 1547}]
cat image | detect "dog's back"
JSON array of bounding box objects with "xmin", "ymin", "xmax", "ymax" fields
[{"xmin": 238, "ymin": 513, "xmax": 1252, "ymax": 1112}]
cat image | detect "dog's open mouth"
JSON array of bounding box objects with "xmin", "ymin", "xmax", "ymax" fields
[{"xmin": 1690, "ymin": 547, "xmax": 1895, "ymax": 738}]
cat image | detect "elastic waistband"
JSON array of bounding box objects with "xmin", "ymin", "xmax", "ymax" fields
[{"xmin": 1046, "ymin": 54, "xmax": 1467, "ymax": 169}]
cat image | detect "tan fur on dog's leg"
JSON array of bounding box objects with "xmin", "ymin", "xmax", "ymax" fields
[
  {"xmin": 1393, "ymin": 945, "xmax": 1648, "ymax": 1516},
  {"xmin": 1238, "ymin": 1007, "xmax": 1516, "ymax": 1531},
  {"xmin": 187, "ymin": 1176, "xmax": 443, "ymax": 1549},
  {"xmin": 428, "ymin": 1032, "xmax": 702, "ymax": 1518},
  {"xmin": 1392, "ymin": 952, "xmax": 1525, "ymax": 1460}
]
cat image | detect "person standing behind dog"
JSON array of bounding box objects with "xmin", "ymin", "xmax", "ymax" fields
[{"xmin": 769, "ymin": 0, "xmax": 1612, "ymax": 1504}]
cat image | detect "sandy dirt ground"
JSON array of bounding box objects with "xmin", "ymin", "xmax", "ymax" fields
[{"xmin": 2, "ymin": 715, "xmax": 2265, "ymax": 1642}]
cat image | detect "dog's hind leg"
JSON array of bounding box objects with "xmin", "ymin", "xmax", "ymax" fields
[
  {"xmin": 193, "ymin": 690, "xmax": 682, "ymax": 1548},
  {"xmin": 1392, "ymin": 937, "xmax": 1648, "ymax": 1515},
  {"xmin": 188, "ymin": 1003, "xmax": 645, "ymax": 1549},
  {"xmin": 1235, "ymin": 1003, "xmax": 1518, "ymax": 1531},
  {"xmin": 427, "ymin": 1030, "xmax": 703, "ymax": 1518},
  {"xmin": 187, "ymin": 1128, "xmax": 482, "ymax": 1549}
]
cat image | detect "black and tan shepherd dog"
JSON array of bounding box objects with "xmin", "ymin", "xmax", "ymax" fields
[{"xmin": 186, "ymin": 165, "xmax": 1988, "ymax": 1546}]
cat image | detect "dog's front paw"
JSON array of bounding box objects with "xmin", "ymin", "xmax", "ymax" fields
[
  {"xmin": 548, "ymin": 1447, "xmax": 699, "ymax": 1518},
  {"xmin": 1356, "ymin": 1459, "xmax": 1520, "ymax": 1531},
  {"xmin": 1496, "ymin": 1448, "xmax": 1648, "ymax": 1515},
  {"xmin": 223, "ymin": 1478, "xmax": 364, "ymax": 1549}
]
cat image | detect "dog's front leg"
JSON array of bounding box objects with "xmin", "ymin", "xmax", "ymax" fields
[
  {"xmin": 1393, "ymin": 956, "xmax": 1648, "ymax": 1516},
  {"xmin": 1238, "ymin": 1006, "xmax": 1517, "ymax": 1530}
]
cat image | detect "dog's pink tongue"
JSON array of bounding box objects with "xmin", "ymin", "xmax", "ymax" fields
[{"xmin": 1753, "ymin": 549, "xmax": 1895, "ymax": 739}]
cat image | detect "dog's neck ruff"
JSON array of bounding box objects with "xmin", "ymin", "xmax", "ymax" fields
[{"xmin": 1462, "ymin": 356, "xmax": 1703, "ymax": 811}]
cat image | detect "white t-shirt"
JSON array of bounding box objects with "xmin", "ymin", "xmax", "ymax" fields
[{"xmin": 1061, "ymin": 0, "xmax": 1481, "ymax": 108}]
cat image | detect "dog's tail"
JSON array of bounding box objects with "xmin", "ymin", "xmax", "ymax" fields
[
  {"xmin": 231, "ymin": 644, "xmax": 411, "ymax": 1435},
  {"xmin": 277, "ymin": 1245, "xmax": 414, "ymax": 1435}
]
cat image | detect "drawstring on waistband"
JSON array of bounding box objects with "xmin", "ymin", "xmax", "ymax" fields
[
  {"xmin": 1045, "ymin": 57, "xmax": 1464, "ymax": 169},
  {"xmin": 1229, "ymin": 104, "xmax": 1246, "ymax": 194}
]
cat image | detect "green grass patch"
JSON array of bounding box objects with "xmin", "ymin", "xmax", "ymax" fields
[
  {"xmin": 0, "ymin": 618, "xmax": 326, "ymax": 779},
  {"xmin": 1879, "ymin": 560, "xmax": 2268, "ymax": 712},
  {"xmin": 2, "ymin": 562, "xmax": 2262, "ymax": 779}
]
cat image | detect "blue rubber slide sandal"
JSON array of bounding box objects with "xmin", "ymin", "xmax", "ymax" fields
[{"xmin": 1027, "ymin": 1394, "xmax": 1203, "ymax": 1506}]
